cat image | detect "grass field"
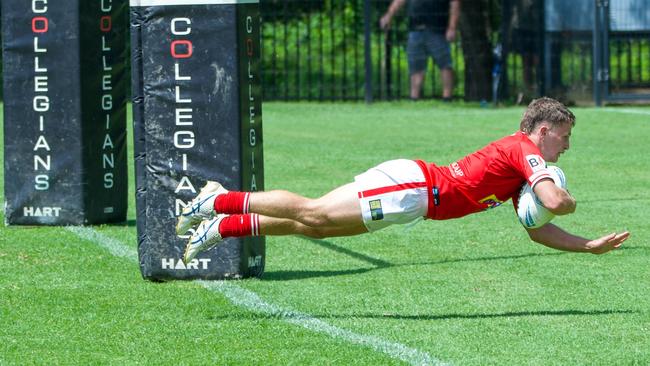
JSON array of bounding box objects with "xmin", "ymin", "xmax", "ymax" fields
[{"xmin": 1, "ymin": 101, "xmax": 649, "ymax": 365}]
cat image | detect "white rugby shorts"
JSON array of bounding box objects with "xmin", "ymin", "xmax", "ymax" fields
[{"xmin": 354, "ymin": 159, "xmax": 428, "ymax": 232}]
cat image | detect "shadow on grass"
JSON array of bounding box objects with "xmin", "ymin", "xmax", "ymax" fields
[
  {"xmin": 208, "ymin": 309, "xmax": 639, "ymax": 322},
  {"xmin": 320, "ymin": 309, "xmax": 639, "ymax": 321},
  {"xmin": 262, "ymin": 238, "xmax": 647, "ymax": 281},
  {"xmin": 111, "ymin": 219, "xmax": 137, "ymax": 227},
  {"xmin": 580, "ymin": 196, "xmax": 650, "ymax": 204}
]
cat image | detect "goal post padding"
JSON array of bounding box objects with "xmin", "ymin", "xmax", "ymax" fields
[
  {"xmin": 131, "ymin": 0, "xmax": 265, "ymax": 280},
  {"xmin": 1, "ymin": 0, "xmax": 128, "ymax": 225}
]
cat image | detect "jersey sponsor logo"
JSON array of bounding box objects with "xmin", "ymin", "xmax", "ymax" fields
[
  {"xmin": 525, "ymin": 154, "xmax": 546, "ymax": 172},
  {"xmin": 369, "ymin": 199, "xmax": 384, "ymax": 221},
  {"xmin": 479, "ymin": 194, "xmax": 504, "ymax": 209},
  {"xmin": 450, "ymin": 162, "xmax": 464, "ymax": 177}
]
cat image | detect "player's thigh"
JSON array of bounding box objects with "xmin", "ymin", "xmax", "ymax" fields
[
  {"xmin": 260, "ymin": 215, "xmax": 367, "ymax": 238},
  {"xmin": 312, "ymin": 182, "xmax": 364, "ymax": 226}
]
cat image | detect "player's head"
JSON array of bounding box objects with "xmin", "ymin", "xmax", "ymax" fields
[
  {"xmin": 520, "ymin": 97, "xmax": 575, "ymax": 134},
  {"xmin": 520, "ymin": 97, "xmax": 575, "ymax": 162}
]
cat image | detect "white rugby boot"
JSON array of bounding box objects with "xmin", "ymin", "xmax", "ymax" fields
[
  {"xmin": 183, "ymin": 215, "xmax": 227, "ymax": 264},
  {"xmin": 176, "ymin": 181, "xmax": 228, "ymax": 235}
]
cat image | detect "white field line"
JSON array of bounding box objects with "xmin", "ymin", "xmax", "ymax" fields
[
  {"xmin": 66, "ymin": 226, "xmax": 139, "ymax": 262},
  {"xmin": 600, "ymin": 108, "xmax": 650, "ymax": 116},
  {"xmin": 66, "ymin": 226, "xmax": 448, "ymax": 366}
]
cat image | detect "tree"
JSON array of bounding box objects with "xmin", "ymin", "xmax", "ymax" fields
[{"xmin": 459, "ymin": 0, "xmax": 494, "ymax": 101}]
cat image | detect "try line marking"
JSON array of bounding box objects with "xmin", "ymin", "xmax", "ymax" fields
[{"xmin": 66, "ymin": 226, "xmax": 448, "ymax": 366}]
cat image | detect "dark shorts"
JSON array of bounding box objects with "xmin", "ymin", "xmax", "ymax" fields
[{"xmin": 407, "ymin": 30, "xmax": 452, "ymax": 74}]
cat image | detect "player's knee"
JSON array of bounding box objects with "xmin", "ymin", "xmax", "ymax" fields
[{"xmin": 300, "ymin": 200, "xmax": 332, "ymax": 227}]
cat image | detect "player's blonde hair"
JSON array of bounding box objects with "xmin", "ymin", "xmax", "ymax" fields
[{"xmin": 520, "ymin": 97, "xmax": 575, "ymax": 134}]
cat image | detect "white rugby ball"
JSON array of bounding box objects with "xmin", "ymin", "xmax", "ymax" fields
[{"xmin": 517, "ymin": 166, "xmax": 567, "ymax": 229}]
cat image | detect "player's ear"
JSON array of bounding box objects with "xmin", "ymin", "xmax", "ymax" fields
[{"xmin": 538, "ymin": 124, "xmax": 549, "ymax": 137}]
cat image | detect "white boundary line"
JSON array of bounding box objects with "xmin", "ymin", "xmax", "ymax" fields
[
  {"xmin": 599, "ymin": 108, "xmax": 650, "ymax": 116},
  {"xmin": 67, "ymin": 226, "xmax": 139, "ymax": 262},
  {"xmin": 66, "ymin": 226, "xmax": 448, "ymax": 366}
]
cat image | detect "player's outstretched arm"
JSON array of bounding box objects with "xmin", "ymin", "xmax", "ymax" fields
[{"xmin": 526, "ymin": 223, "xmax": 630, "ymax": 254}]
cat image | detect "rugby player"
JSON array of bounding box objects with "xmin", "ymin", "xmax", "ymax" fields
[{"xmin": 177, "ymin": 97, "xmax": 630, "ymax": 263}]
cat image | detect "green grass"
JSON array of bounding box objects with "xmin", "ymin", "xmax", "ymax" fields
[{"xmin": 1, "ymin": 101, "xmax": 649, "ymax": 365}]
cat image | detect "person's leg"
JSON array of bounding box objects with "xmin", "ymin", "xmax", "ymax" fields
[
  {"xmin": 216, "ymin": 182, "xmax": 365, "ymax": 231},
  {"xmin": 407, "ymin": 31, "xmax": 428, "ymax": 100},
  {"xmin": 258, "ymin": 215, "xmax": 368, "ymax": 238},
  {"xmin": 182, "ymin": 183, "xmax": 368, "ymax": 263},
  {"xmin": 410, "ymin": 71, "xmax": 425, "ymax": 99},
  {"xmin": 182, "ymin": 159, "xmax": 429, "ymax": 263},
  {"xmin": 428, "ymin": 32, "xmax": 454, "ymax": 100},
  {"xmin": 440, "ymin": 67, "xmax": 453, "ymax": 99}
]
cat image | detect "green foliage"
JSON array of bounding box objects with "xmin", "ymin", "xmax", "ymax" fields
[
  {"xmin": 262, "ymin": 1, "xmax": 369, "ymax": 100},
  {"xmin": 1, "ymin": 102, "xmax": 650, "ymax": 365}
]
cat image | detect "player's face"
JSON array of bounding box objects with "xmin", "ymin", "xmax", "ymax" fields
[{"xmin": 540, "ymin": 123, "xmax": 572, "ymax": 162}]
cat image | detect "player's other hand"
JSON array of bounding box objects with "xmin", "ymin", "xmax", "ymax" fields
[{"xmin": 586, "ymin": 231, "xmax": 630, "ymax": 254}]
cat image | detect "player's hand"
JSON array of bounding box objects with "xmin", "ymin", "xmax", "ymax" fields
[{"xmin": 586, "ymin": 231, "xmax": 630, "ymax": 254}]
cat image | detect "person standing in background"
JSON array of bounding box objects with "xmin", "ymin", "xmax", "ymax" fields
[
  {"xmin": 509, "ymin": 0, "xmax": 542, "ymax": 104},
  {"xmin": 380, "ymin": 0, "xmax": 461, "ymax": 101}
]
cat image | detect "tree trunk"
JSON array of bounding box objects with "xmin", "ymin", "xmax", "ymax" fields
[{"xmin": 459, "ymin": 0, "xmax": 493, "ymax": 101}]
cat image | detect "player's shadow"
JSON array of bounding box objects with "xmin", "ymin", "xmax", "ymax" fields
[
  {"xmin": 105, "ymin": 219, "xmax": 137, "ymax": 227},
  {"xmin": 318, "ymin": 309, "xmax": 638, "ymax": 321},
  {"xmin": 208, "ymin": 308, "xmax": 638, "ymax": 322},
  {"xmin": 580, "ymin": 196, "xmax": 650, "ymax": 204},
  {"xmin": 262, "ymin": 238, "xmax": 646, "ymax": 282}
]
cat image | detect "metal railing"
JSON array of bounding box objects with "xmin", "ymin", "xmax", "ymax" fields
[
  {"xmin": 260, "ymin": 0, "xmax": 650, "ymax": 104},
  {"xmin": 260, "ymin": 0, "xmax": 464, "ymax": 102}
]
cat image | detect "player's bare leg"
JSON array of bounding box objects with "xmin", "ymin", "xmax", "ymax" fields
[
  {"xmin": 247, "ymin": 183, "xmax": 365, "ymax": 229},
  {"xmin": 183, "ymin": 182, "xmax": 368, "ymax": 263}
]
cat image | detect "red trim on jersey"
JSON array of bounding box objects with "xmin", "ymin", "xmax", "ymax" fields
[
  {"xmin": 414, "ymin": 159, "xmax": 435, "ymax": 219},
  {"xmin": 359, "ymin": 181, "xmax": 427, "ymax": 198},
  {"xmin": 528, "ymin": 170, "xmax": 552, "ymax": 187}
]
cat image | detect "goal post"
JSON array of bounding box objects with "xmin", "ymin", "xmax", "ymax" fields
[
  {"xmin": 1, "ymin": 0, "xmax": 128, "ymax": 225},
  {"xmin": 130, "ymin": 0, "xmax": 265, "ymax": 280}
]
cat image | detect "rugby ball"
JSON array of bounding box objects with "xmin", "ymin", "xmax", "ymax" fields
[{"xmin": 517, "ymin": 166, "xmax": 567, "ymax": 229}]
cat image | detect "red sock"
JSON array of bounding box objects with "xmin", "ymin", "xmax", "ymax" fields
[
  {"xmin": 218, "ymin": 214, "xmax": 260, "ymax": 238},
  {"xmin": 214, "ymin": 191, "xmax": 250, "ymax": 214}
]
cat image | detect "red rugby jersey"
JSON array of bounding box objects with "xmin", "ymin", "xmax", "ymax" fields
[{"xmin": 416, "ymin": 131, "xmax": 552, "ymax": 220}]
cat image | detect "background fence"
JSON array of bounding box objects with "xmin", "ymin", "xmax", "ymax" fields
[
  {"xmin": 1, "ymin": 1, "xmax": 649, "ymax": 104},
  {"xmin": 260, "ymin": 0, "xmax": 650, "ymax": 104},
  {"xmin": 260, "ymin": 0, "xmax": 471, "ymax": 101}
]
